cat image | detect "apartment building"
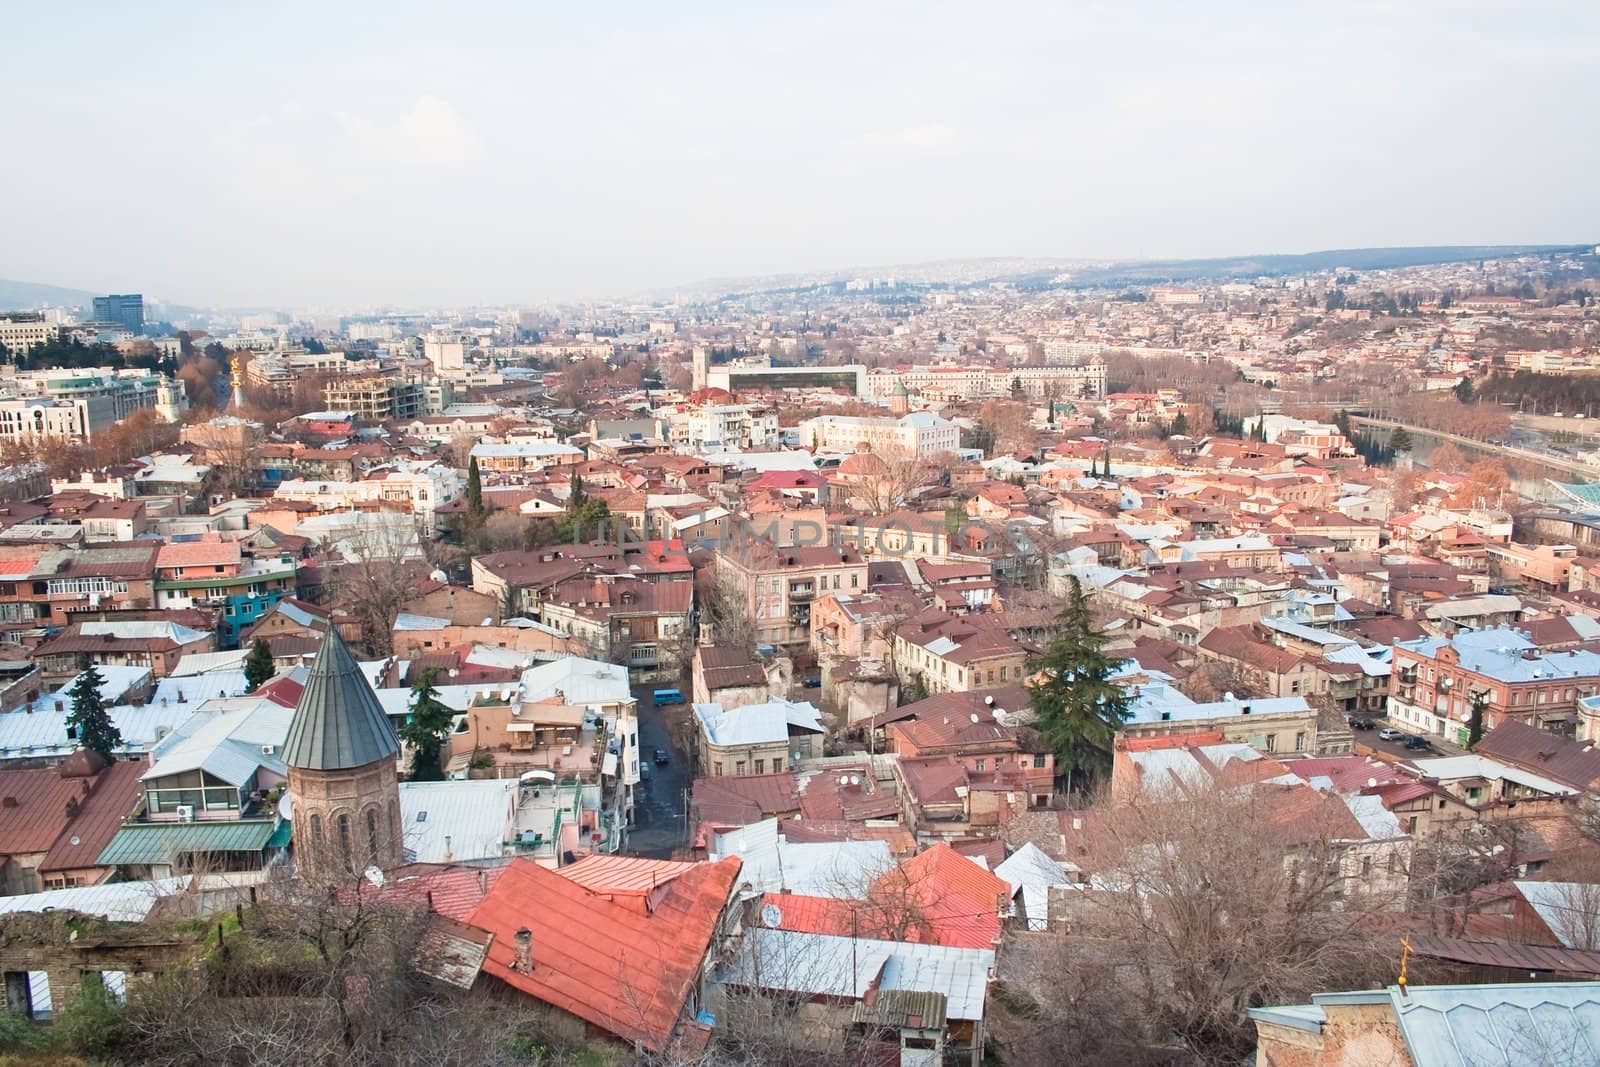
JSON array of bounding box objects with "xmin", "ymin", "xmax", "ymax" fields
[
  {"xmin": 892, "ymin": 610, "xmax": 1034, "ymax": 694},
  {"xmin": 715, "ymin": 537, "xmax": 869, "ymax": 648},
  {"xmin": 799, "ymin": 411, "xmax": 960, "ymax": 458},
  {"xmin": 322, "ymin": 373, "xmax": 425, "ymax": 422},
  {"xmin": 1388, "ymin": 627, "xmax": 1600, "ymax": 743}
]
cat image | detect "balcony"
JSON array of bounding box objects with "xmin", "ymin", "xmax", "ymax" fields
[{"xmin": 787, "ymin": 584, "xmax": 815, "ymax": 602}]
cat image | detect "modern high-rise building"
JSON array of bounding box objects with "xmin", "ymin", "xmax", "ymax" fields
[{"xmin": 92, "ymin": 293, "xmax": 144, "ymax": 334}]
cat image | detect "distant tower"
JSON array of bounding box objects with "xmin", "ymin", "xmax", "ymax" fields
[
  {"xmin": 284, "ymin": 627, "xmax": 404, "ymax": 880},
  {"xmin": 889, "ymin": 379, "xmax": 910, "ymax": 416},
  {"xmin": 691, "ymin": 347, "xmax": 710, "ymax": 393},
  {"xmin": 229, "ymin": 356, "xmax": 246, "ymax": 410}
]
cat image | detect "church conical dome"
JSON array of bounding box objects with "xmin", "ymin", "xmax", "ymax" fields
[{"xmin": 283, "ymin": 627, "xmax": 400, "ymax": 771}]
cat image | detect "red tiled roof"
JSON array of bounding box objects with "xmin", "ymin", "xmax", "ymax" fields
[
  {"xmin": 340, "ymin": 863, "xmax": 504, "ymax": 921},
  {"xmin": 0, "ymin": 760, "xmax": 142, "ymax": 858},
  {"xmin": 38, "ymin": 759, "xmax": 146, "ymax": 873},
  {"xmin": 881, "ymin": 844, "xmax": 1011, "ymax": 948},
  {"xmin": 466, "ymin": 856, "xmax": 740, "ymax": 1053}
]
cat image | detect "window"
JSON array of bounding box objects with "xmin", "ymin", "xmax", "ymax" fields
[
  {"xmin": 1290, "ymin": 680, "xmax": 1301, "ymax": 694},
  {"xmin": 1407, "ymin": 816, "xmax": 1418, "ymax": 834},
  {"xmin": 1294, "ymin": 732, "xmax": 1305, "ymax": 751},
  {"xmin": 366, "ymin": 809, "xmax": 380, "ymax": 865},
  {"xmin": 850, "ymin": 574, "xmax": 859, "ymax": 588},
  {"xmin": 713, "ymin": 762, "xmax": 723, "ymax": 776},
  {"xmin": 338, "ymin": 814, "xmax": 353, "ymax": 871},
  {"xmin": 1361, "ymin": 856, "xmax": 1372, "ymax": 878},
  {"xmin": 1264, "ymin": 734, "xmax": 1277, "ymax": 753},
  {"xmin": 1033, "ymin": 754, "xmax": 1047, "ymax": 769},
  {"xmin": 754, "ymin": 759, "xmax": 765, "ymax": 774},
  {"xmin": 974, "ymin": 759, "xmax": 985, "ymax": 772},
  {"xmin": 735, "ymin": 761, "xmax": 746, "ymax": 776}
]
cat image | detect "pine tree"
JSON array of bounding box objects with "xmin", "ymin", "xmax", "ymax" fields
[
  {"xmin": 569, "ymin": 472, "xmax": 586, "ymax": 508},
  {"xmin": 1388, "ymin": 426, "xmax": 1414, "ymax": 453},
  {"xmin": 243, "ymin": 638, "xmax": 275, "ymax": 692},
  {"xmin": 66, "ymin": 655, "xmax": 122, "ymax": 762},
  {"xmin": 466, "ymin": 456, "xmax": 485, "ymax": 518},
  {"xmin": 1170, "ymin": 411, "xmax": 1189, "ymax": 437},
  {"xmin": 399, "ymin": 668, "xmax": 454, "ymax": 781},
  {"xmin": 1026, "ymin": 578, "xmax": 1131, "ymax": 791},
  {"xmin": 1010, "ymin": 376, "xmax": 1024, "ymax": 400}
]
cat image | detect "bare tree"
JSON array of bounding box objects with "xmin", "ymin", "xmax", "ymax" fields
[
  {"xmin": 321, "ymin": 516, "xmax": 431, "ymax": 656},
  {"xmin": 996, "ymin": 782, "xmax": 1395, "ymax": 1067}
]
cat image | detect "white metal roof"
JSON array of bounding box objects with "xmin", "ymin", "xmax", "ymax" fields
[
  {"xmin": 398, "ymin": 779, "xmax": 518, "ymax": 863},
  {"xmin": 0, "ymin": 877, "xmax": 191, "ymax": 922},
  {"xmin": 728, "ymin": 928, "xmax": 994, "ymax": 1021}
]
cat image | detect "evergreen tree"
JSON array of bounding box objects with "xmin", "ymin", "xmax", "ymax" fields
[
  {"xmin": 66, "ymin": 655, "xmax": 122, "ymax": 761},
  {"xmin": 243, "ymin": 638, "xmax": 276, "ymax": 692},
  {"xmin": 1025, "ymin": 578, "xmax": 1130, "ymax": 791},
  {"xmin": 466, "ymin": 456, "xmax": 485, "ymax": 517},
  {"xmin": 1010, "ymin": 376, "xmax": 1024, "ymax": 400},
  {"xmin": 1453, "ymin": 377, "xmax": 1476, "ymax": 404},
  {"xmin": 399, "ymin": 668, "xmax": 454, "ymax": 781},
  {"xmin": 1388, "ymin": 426, "xmax": 1414, "ymax": 453},
  {"xmin": 569, "ymin": 472, "xmax": 586, "ymax": 508},
  {"xmin": 1170, "ymin": 411, "xmax": 1189, "ymax": 437},
  {"xmin": 1466, "ymin": 689, "xmax": 1489, "ymax": 748}
]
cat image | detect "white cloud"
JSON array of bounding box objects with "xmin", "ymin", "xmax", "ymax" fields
[{"xmin": 335, "ymin": 95, "xmax": 485, "ymax": 168}]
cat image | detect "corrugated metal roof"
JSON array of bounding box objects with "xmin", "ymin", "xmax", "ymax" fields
[
  {"xmin": 1391, "ymin": 981, "xmax": 1600, "ymax": 1067},
  {"xmin": 96, "ymin": 819, "xmax": 278, "ymax": 865},
  {"xmin": 728, "ymin": 928, "xmax": 993, "ymax": 1021},
  {"xmin": 1407, "ymin": 936, "xmax": 1600, "ymax": 977},
  {"xmin": 0, "ymin": 877, "xmax": 190, "ymax": 922},
  {"xmin": 283, "ymin": 628, "xmax": 399, "ymax": 771},
  {"xmin": 851, "ymin": 988, "xmax": 947, "ymax": 1030}
]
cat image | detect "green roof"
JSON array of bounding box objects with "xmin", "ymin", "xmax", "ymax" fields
[{"xmin": 96, "ymin": 819, "xmax": 279, "ymax": 866}]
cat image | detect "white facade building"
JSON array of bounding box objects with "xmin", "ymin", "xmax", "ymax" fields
[{"xmin": 799, "ymin": 411, "xmax": 961, "ymax": 458}]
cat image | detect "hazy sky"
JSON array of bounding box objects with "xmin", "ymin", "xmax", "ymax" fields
[{"xmin": 3, "ymin": 2, "xmax": 1596, "ymax": 309}]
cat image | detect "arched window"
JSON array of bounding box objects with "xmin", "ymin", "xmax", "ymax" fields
[
  {"xmin": 337, "ymin": 814, "xmax": 353, "ymax": 871},
  {"xmin": 308, "ymin": 814, "xmax": 323, "ymax": 858},
  {"xmin": 366, "ymin": 808, "xmax": 380, "ymax": 866}
]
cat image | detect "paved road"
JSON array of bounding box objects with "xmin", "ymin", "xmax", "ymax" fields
[
  {"xmin": 625, "ymin": 686, "xmax": 691, "ymax": 858},
  {"xmin": 1351, "ymin": 717, "xmax": 1467, "ymax": 763}
]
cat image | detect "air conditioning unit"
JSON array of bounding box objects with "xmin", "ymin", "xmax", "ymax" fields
[{"xmin": 175, "ymin": 805, "xmax": 195, "ymax": 822}]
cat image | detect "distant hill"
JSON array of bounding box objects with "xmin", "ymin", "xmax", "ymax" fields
[
  {"xmin": 1031, "ymin": 244, "xmax": 1593, "ymax": 290},
  {"xmin": 0, "ymin": 278, "xmax": 96, "ymax": 311},
  {"xmin": 670, "ymin": 244, "xmax": 1593, "ymax": 301}
]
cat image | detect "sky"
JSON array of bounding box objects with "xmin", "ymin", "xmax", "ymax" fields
[{"xmin": 2, "ymin": 2, "xmax": 1596, "ymax": 309}]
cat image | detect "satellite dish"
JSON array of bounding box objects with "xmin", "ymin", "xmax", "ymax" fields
[
  {"xmin": 364, "ymin": 865, "xmax": 386, "ymax": 889},
  {"xmin": 761, "ymin": 903, "xmax": 783, "ymax": 928},
  {"xmin": 970, "ymin": 713, "xmax": 980, "ymax": 724},
  {"xmin": 1367, "ymin": 778, "xmax": 1378, "ymax": 788}
]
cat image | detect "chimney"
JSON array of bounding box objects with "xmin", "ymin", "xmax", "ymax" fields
[{"xmin": 513, "ymin": 927, "xmax": 533, "ymax": 974}]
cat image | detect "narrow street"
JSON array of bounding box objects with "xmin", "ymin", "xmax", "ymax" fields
[{"xmin": 625, "ymin": 686, "xmax": 692, "ymax": 858}]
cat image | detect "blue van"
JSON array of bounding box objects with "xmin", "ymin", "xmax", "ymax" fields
[{"xmin": 652, "ymin": 688, "xmax": 684, "ymax": 706}]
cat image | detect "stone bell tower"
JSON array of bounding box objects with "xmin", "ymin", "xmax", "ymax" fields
[{"xmin": 283, "ymin": 627, "xmax": 404, "ymax": 880}]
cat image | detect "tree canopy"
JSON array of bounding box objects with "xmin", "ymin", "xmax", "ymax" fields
[
  {"xmin": 66, "ymin": 655, "xmax": 123, "ymax": 761},
  {"xmin": 398, "ymin": 668, "xmax": 454, "ymax": 781},
  {"xmin": 1025, "ymin": 578, "xmax": 1130, "ymax": 790},
  {"xmin": 243, "ymin": 638, "xmax": 276, "ymax": 692}
]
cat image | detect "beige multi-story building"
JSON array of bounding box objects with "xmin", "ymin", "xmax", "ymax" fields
[
  {"xmin": 714, "ymin": 535, "xmax": 869, "ymax": 648},
  {"xmin": 864, "ymin": 362, "xmax": 1106, "ymax": 402},
  {"xmin": 799, "ymin": 411, "xmax": 960, "ymax": 458},
  {"xmin": 322, "ymin": 373, "xmax": 425, "ymax": 422},
  {"xmin": 0, "ymin": 316, "xmax": 59, "ymax": 355}
]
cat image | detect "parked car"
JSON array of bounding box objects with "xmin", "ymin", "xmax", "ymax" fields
[
  {"xmin": 1347, "ymin": 716, "xmax": 1375, "ymax": 730},
  {"xmin": 1378, "ymin": 727, "xmax": 1403, "ymax": 741},
  {"xmin": 802, "ymin": 677, "xmax": 821, "ymax": 689},
  {"xmin": 653, "ymin": 747, "xmax": 670, "ymax": 765},
  {"xmin": 1403, "ymin": 734, "xmax": 1431, "ymax": 751}
]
